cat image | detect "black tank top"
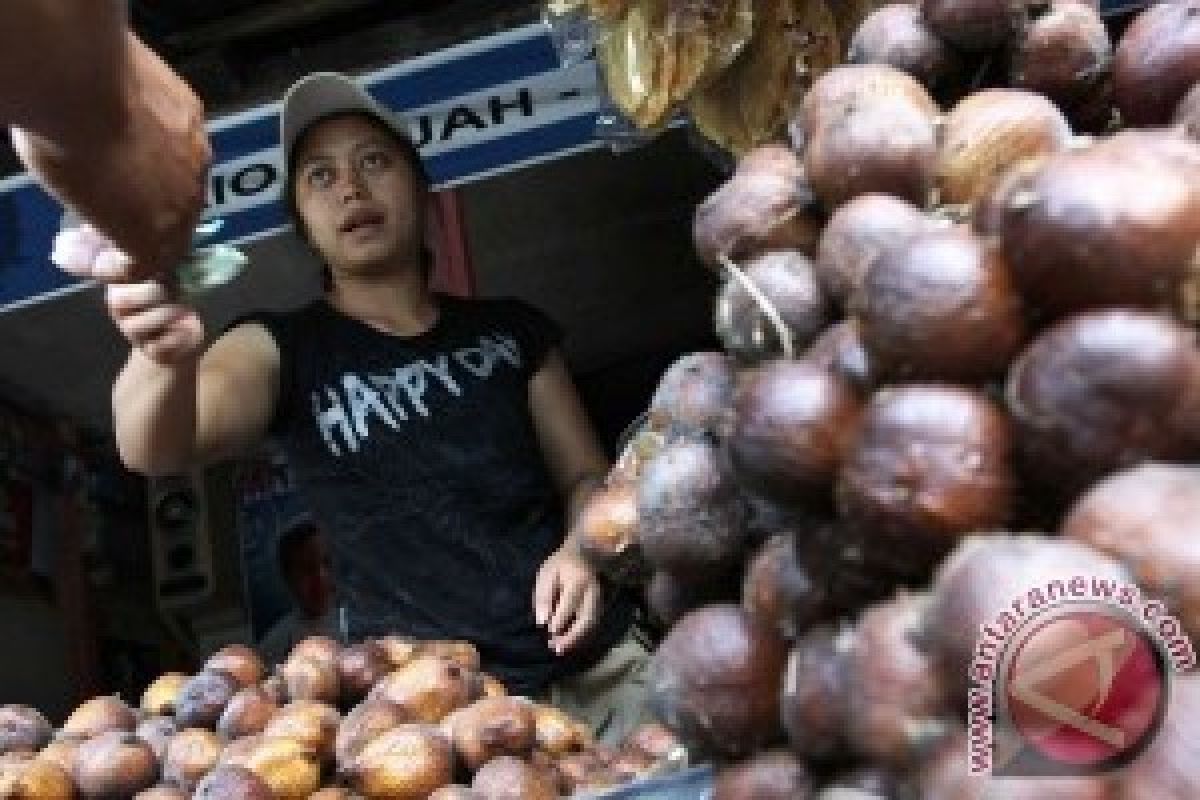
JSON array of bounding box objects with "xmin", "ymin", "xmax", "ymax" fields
[{"xmin": 235, "ymin": 295, "xmax": 632, "ymax": 694}]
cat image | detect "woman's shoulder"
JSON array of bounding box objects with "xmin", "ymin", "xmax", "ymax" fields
[{"xmin": 225, "ymin": 299, "xmax": 330, "ymax": 342}]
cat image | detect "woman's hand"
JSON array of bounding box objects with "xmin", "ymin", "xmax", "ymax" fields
[
  {"xmin": 534, "ymin": 545, "xmax": 603, "ymax": 655},
  {"xmin": 53, "ymin": 226, "xmax": 205, "ymax": 366}
]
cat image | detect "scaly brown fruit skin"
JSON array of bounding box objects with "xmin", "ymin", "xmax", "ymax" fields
[
  {"xmin": 280, "ymin": 656, "xmax": 341, "ymax": 707},
  {"xmin": 162, "ymin": 728, "xmax": 222, "ymax": 794},
  {"xmin": 715, "ymin": 252, "xmax": 832, "ymax": 365},
  {"xmin": 647, "ymin": 351, "xmax": 736, "ymax": 438},
  {"xmin": 217, "ymin": 686, "xmax": 278, "ymax": 741},
  {"xmin": 575, "ymin": 483, "xmax": 648, "ymax": 586},
  {"xmin": 444, "ymin": 697, "xmax": 537, "ymax": 772},
  {"xmin": 991, "ymin": 131, "xmax": 1200, "ymax": 320},
  {"xmin": 417, "ymin": 641, "xmax": 481, "ymax": 673},
  {"xmin": 308, "ymin": 789, "xmax": 366, "ymax": 800},
  {"xmin": 918, "ymin": 731, "xmax": 1116, "ymax": 798},
  {"xmin": 205, "ymin": 645, "xmax": 266, "ymax": 689},
  {"xmin": 346, "ymin": 725, "xmax": 455, "ymax": 800},
  {"xmin": 1009, "ymin": 0, "xmax": 1113, "ymax": 128},
  {"xmin": 726, "ymin": 361, "xmax": 862, "ymax": 511},
  {"xmin": 471, "ymin": 755, "xmax": 558, "ymax": 800},
  {"xmin": 175, "ymin": 670, "xmax": 240, "ymax": 730},
  {"xmin": 693, "ymin": 146, "xmax": 821, "ymax": 271},
  {"xmin": 367, "ymin": 656, "xmax": 476, "ymax": 725},
  {"xmin": 0, "ymin": 756, "xmax": 76, "ymax": 800},
  {"xmin": 742, "ymin": 533, "xmax": 829, "ymax": 641},
  {"xmin": 1006, "ymin": 310, "xmax": 1200, "ymax": 497},
  {"xmin": 921, "ymin": 0, "xmax": 1044, "ymax": 51},
  {"xmin": 780, "ymin": 627, "xmax": 852, "ymax": 761},
  {"xmin": 0, "ymin": 706, "xmax": 52, "ymax": 755},
  {"xmin": 73, "ymin": 731, "xmax": 160, "ymax": 799},
  {"xmin": 815, "ymin": 192, "xmax": 930, "ymax": 312},
  {"xmin": 857, "ymin": 227, "xmax": 1026, "ymax": 383},
  {"xmin": 136, "ymin": 716, "xmax": 178, "ymax": 763},
  {"xmin": 1062, "ymin": 463, "xmax": 1200, "ymax": 643},
  {"xmin": 847, "ymin": 4, "xmax": 969, "ymax": 105},
  {"xmin": 221, "ymin": 735, "xmax": 322, "ymax": 800},
  {"xmin": 1113, "ymin": 0, "xmax": 1200, "ymax": 126},
  {"xmin": 61, "ymin": 695, "xmax": 138, "ymax": 739},
  {"xmin": 192, "ymin": 766, "xmax": 274, "ymax": 800},
  {"xmin": 646, "ymin": 605, "xmax": 789, "ymax": 760},
  {"xmin": 712, "ymin": 750, "xmax": 815, "ymax": 800},
  {"xmin": 531, "ymin": 705, "xmax": 588, "ymax": 758},
  {"xmin": 336, "ymin": 701, "xmax": 406, "ymax": 771},
  {"xmin": 337, "ymin": 641, "xmax": 391, "ymax": 706},
  {"xmin": 139, "ymin": 674, "xmax": 189, "ymax": 717},
  {"xmin": 637, "ymin": 439, "xmax": 749, "ymax": 579},
  {"xmin": 38, "ymin": 738, "xmax": 85, "ymax": 778},
  {"xmin": 836, "ymin": 385, "xmax": 1016, "ymax": 580},
  {"xmin": 842, "ymin": 592, "xmax": 955, "ymax": 767},
  {"xmin": 262, "ymin": 701, "xmax": 341, "ymax": 766},
  {"xmin": 935, "ymin": 89, "xmax": 1073, "ymax": 208},
  {"xmin": 802, "ymin": 320, "xmax": 874, "ymax": 392},
  {"xmin": 375, "ymin": 636, "xmax": 419, "ymax": 670},
  {"xmin": 796, "ymin": 64, "xmax": 940, "ymax": 143},
  {"xmin": 289, "ymin": 636, "xmax": 342, "ymax": 671},
  {"xmin": 804, "ymin": 99, "xmax": 939, "ymax": 211},
  {"xmin": 925, "ymin": 535, "xmax": 1131, "ymax": 708},
  {"xmin": 1177, "ymin": 83, "xmax": 1200, "ymax": 140}
]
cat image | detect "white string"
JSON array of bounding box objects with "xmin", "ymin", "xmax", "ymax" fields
[{"xmin": 718, "ymin": 253, "xmax": 795, "ymax": 359}]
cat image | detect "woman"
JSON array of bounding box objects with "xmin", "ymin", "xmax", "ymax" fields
[{"xmin": 79, "ymin": 73, "xmax": 647, "ymax": 740}]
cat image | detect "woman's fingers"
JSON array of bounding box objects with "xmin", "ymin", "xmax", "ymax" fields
[{"xmin": 106, "ymin": 280, "xmax": 171, "ymax": 317}]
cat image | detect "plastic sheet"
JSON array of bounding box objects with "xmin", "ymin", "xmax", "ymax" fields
[
  {"xmin": 548, "ymin": 0, "xmax": 754, "ymax": 133},
  {"xmin": 544, "ymin": 0, "xmax": 601, "ymax": 67},
  {"xmin": 579, "ymin": 764, "xmax": 714, "ymax": 799}
]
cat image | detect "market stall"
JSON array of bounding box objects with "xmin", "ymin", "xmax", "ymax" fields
[{"xmin": 1, "ymin": 0, "xmax": 1199, "ymax": 796}]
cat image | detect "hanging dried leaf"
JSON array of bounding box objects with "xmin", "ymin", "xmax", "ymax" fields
[{"xmin": 689, "ymin": 0, "xmax": 842, "ymax": 155}]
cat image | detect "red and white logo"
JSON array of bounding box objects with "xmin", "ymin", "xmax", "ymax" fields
[
  {"xmin": 968, "ymin": 579, "xmax": 1193, "ymax": 777},
  {"xmin": 999, "ymin": 607, "xmax": 1166, "ymax": 773}
]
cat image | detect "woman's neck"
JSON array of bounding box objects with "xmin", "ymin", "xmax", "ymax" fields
[{"xmin": 327, "ymin": 265, "xmax": 439, "ymax": 337}]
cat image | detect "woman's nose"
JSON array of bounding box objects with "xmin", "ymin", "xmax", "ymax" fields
[{"xmin": 337, "ymin": 167, "xmax": 369, "ymax": 203}]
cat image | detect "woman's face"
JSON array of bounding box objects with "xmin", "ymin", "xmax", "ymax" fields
[{"xmin": 292, "ymin": 114, "xmax": 425, "ymax": 279}]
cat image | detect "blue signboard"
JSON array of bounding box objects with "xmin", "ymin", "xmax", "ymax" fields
[{"xmin": 0, "ymin": 22, "xmax": 602, "ymax": 311}]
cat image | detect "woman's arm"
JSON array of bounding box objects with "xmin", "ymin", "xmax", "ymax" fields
[{"xmin": 528, "ymin": 349, "xmax": 611, "ymax": 654}]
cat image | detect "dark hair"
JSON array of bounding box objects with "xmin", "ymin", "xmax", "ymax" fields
[{"xmin": 284, "ymin": 112, "xmax": 434, "ymax": 290}]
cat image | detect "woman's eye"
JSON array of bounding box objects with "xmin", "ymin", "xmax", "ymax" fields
[
  {"xmin": 306, "ymin": 166, "xmax": 334, "ymax": 188},
  {"xmin": 362, "ymin": 150, "xmax": 390, "ymax": 170}
]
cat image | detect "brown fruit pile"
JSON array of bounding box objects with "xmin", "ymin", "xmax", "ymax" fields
[
  {"xmin": 573, "ymin": 1, "xmax": 1200, "ymax": 796},
  {"xmin": 0, "ymin": 637, "xmax": 683, "ymax": 798}
]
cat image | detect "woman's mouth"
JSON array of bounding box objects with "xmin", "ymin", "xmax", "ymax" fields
[{"xmin": 339, "ymin": 209, "xmax": 386, "ymax": 236}]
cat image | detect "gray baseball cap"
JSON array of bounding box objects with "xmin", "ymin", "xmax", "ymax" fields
[{"xmin": 280, "ymin": 72, "xmax": 415, "ymax": 167}]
